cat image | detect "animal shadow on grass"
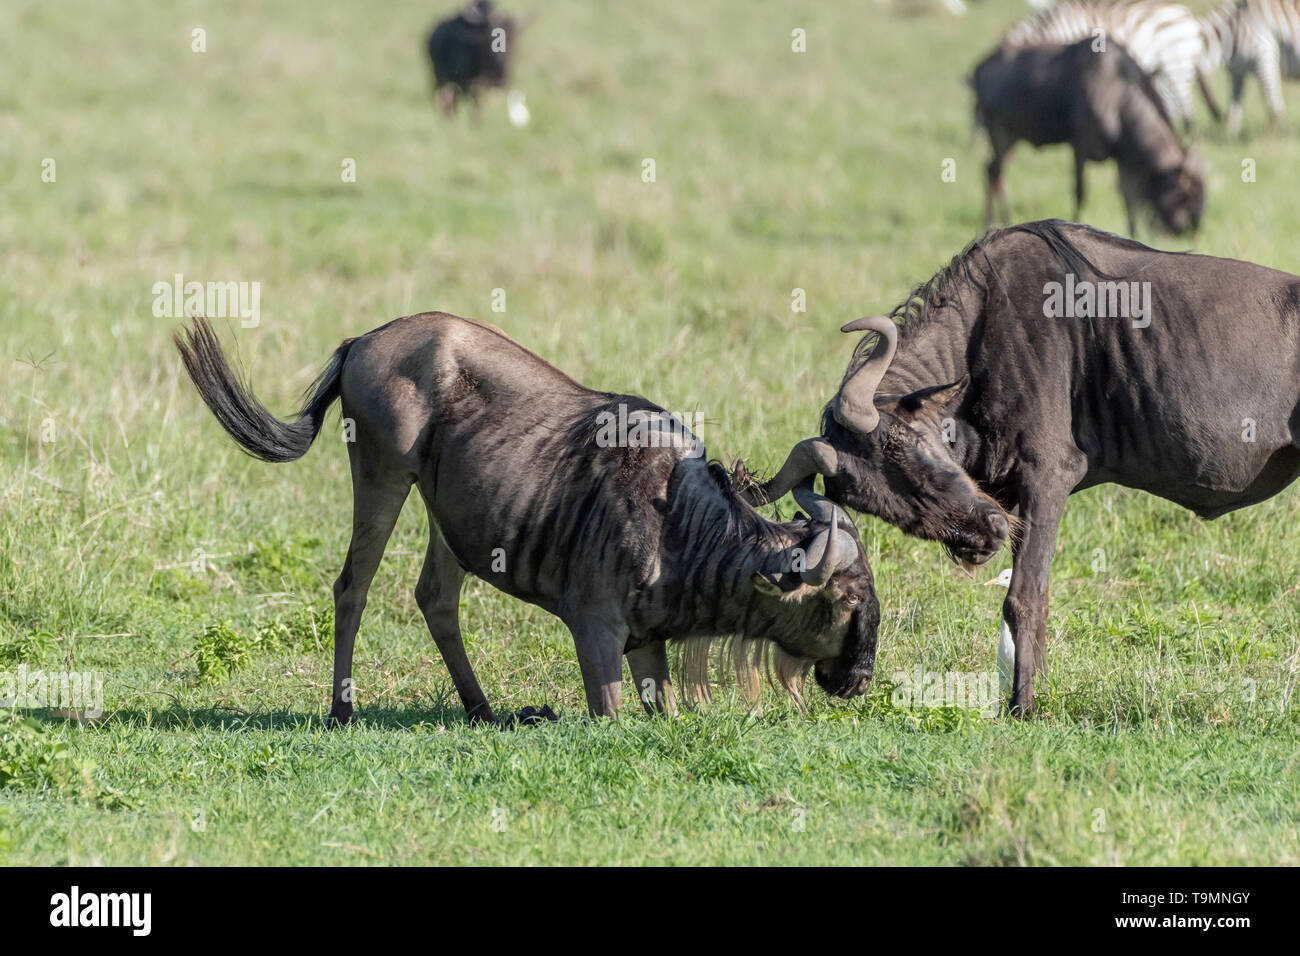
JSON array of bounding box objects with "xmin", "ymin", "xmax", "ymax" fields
[{"xmin": 25, "ymin": 702, "xmax": 558, "ymax": 733}]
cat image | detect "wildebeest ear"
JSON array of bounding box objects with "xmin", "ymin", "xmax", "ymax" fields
[
  {"xmin": 894, "ymin": 374, "xmax": 969, "ymax": 417},
  {"xmin": 751, "ymin": 571, "xmax": 784, "ymax": 596}
]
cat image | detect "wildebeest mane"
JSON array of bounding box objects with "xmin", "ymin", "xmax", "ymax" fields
[
  {"xmin": 568, "ymin": 393, "xmax": 792, "ymax": 550},
  {"xmin": 837, "ymin": 220, "xmax": 1170, "ymax": 388}
]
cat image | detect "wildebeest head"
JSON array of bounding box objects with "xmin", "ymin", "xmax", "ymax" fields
[
  {"xmin": 1145, "ymin": 150, "xmax": 1204, "ymax": 236},
  {"xmin": 746, "ymin": 483, "xmax": 878, "ymax": 698},
  {"xmin": 751, "ymin": 317, "xmax": 1010, "ymax": 566}
]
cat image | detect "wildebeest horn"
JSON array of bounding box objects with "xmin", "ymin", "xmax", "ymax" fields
[
  {"xmin": 792, "ymin": 481, "xmax": 858, "ymax": 586},
  {"xmin": 744, "ymin": 437, "xmax": 839, "ymax": 506},
  {"xmin": 834, "ymin": 316, "xmax": 898, "ymax": 435}
]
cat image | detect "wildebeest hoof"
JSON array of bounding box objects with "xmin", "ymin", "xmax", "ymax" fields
[
  {"xmin": 501, "ymin": 704, "xmax": 558, "ymax": 728},
  {"xmin": 325, "ymin": 709, "xmax": 353, "ymax": 728}
]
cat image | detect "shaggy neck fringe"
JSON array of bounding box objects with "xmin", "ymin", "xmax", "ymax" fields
[
  {"xmin": 661, "ymin": 462, "xmax": 816, "ymax": 708},
  {"xmin": 671, "ymin": 635, "xmax": 813, "ymax": 711}
]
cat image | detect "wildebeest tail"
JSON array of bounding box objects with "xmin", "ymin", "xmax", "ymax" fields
[{"xmin": 173, "ymin": 316, "xmax": 353, "ymax": 463}]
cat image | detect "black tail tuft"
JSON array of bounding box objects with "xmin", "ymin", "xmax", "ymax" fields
[{"xmin": 173, "ymin": 317, "xmax": 352, "ymax": 463}]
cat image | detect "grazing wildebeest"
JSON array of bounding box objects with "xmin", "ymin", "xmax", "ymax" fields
[
  {"xmin": 973, "ymin": 38, "xmax": 1205, "ymax": 236},
  {"xmin": 175, "ymin": 314, "xmax": 878, "ymax": 725},
  {"xmin": 744, "ymin": 219, "xmax": 1300, "ymax": 715},
  {"xmin": 426, "ymin": 1, "xmax": 516, "ymax": 116}
]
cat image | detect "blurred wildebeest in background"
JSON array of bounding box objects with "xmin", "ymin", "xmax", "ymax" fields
[
  {"xmin": 426, "ymin": 0, "xmax": 517, "ymax": 116},
  {"xmin": 175, "ymin": 314, "xmax": 879, "ymax": 725},
  {"xmin": 973, "ymin": 38, "xmax": 1205, "ymax": 236},
  {"xmin": 747, "ymin": 219, "xmax": 1300, "ymax": 715}
]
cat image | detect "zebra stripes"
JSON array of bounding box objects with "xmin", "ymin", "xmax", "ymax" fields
[
  {"xmin": 1199, "ymin": 0, "xmax": 1300, "ymax": 133},
  {"xmin": 1004, "ymin": 2, "xmax": 1216, "ymax": 126}
]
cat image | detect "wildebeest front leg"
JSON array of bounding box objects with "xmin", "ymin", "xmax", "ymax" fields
[
  {"xmin": 415, "ymin": 516, "xmax": 496, "ymax": 724},
  {"xmin": 626, "ymin": 643, "xmax": 677, "ymax": 716},
  {"xmin": 1071, "ymin": 149, "xmax": 1086, "ymax": 222},
  {"xmin": 329, "ymin": 469, "xmax": 412, "ymax": 724},
  {"xmin": 568, "ymin": 617, "xmax": 628, "ymax": 718},
  {"xmin": 1118, "ymin": 166, "xmax": 1141, "ymax": 238},
  {"xmin": 985, "ymin": 132, "xmax": 1014, "ymax": 228},
  {"xmin": 984, "ymin": 155, "xmax": 1002, "ymax": 230},
  {"xmin": 437, "ymin": 85, "xmax": 458, "ymax": 116},
  {"xmin": 1002, "ymin": 484, "xmax": 1071, "ymax": 718}
]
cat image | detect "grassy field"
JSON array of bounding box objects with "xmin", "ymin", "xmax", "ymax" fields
[{"xmin": 2, "ymin": 0, "xmax": 1298, "ymax": 865}]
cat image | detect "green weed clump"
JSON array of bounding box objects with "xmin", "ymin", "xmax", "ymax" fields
[
  {"xmin": 0, "ymin": 714, "xmax": 74, "ymax": 794},
  {"xmin": 196, "ymin": 604, "xmax": 334, "ymax": 682}
]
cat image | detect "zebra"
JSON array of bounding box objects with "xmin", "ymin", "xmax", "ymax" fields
[
  {"xmin": 1002, "ymin": 1, "xmax": 1222, "ymax": 128},
  {"xmin": 1199, "ymin": 0, "xmax": 1300, "ymax": 135}
]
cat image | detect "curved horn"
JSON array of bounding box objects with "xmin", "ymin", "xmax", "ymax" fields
[
  {"xmin": 743, "ymin": 437, "xmax": 838, "ymax": 507},
  {"xmin": 792, "ymin": 481, "xmax": 840, "ymax": 526},
  {"xmin": 793, "ymin": 481, "xmax": 859, "ymax": 587},
  {"xmin": 834, "ymin": 316, "xmax": 898, "ymax": 435}
]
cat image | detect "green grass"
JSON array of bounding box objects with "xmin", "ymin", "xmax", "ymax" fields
[{"xmin": 1, "ymin": 0, "xmax": 1298, "ymax": 865}]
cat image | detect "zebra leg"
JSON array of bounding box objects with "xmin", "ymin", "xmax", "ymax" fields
[
  {"xmin": 328, "ymin": 458, "xmax": 412, "ymax": 724},
  {"xmin": 414, "ymin": 511, "xmax": 497, "ymax": 724},
  {"xmin": 1258, "ymin": 48, "xmax": 1285, "ymax": 127},
  {"xmin": 1197, "ymin": 65, "xmax": 1223, "ymax": 124},
  {"xmin": 1229, "ymin": 69, "xmax": 1247, "ymax": 136},
  {"xmin": 626, "ymin": 642, "xmax": 677, "ymax": 716},
  {"xmin": 1166, "ymin": 73, "xmax": 1195, "ymax": 132}
]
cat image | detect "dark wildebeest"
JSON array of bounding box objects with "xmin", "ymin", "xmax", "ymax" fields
[
  {"xmin": 744, "ymin": 219, "xmax": 1300, "ymax": 715},
  {"xmin": 973, "ymin": 38, "xmax": 1205, "ymax": 236},
  {"xmin": 175, "ymin": 314, "xmax": 879, "ymax": 725},
  {"xmin": 426, "ymin": 1, "xmax": 516, "ymax": 116}
]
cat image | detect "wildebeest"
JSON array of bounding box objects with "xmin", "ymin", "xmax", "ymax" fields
[
  {"xmin": 973, "ymin": 38, "xmax": 1205, "ymax": 236},
  {"xmin": 174, "ymin": 313, "xmax": 879, "ymax": 724},
  {"xmin": 426, "ymin": 1, "xmax": 517, "ymax": 115},
  {"xmin": 744, "ymin": 219, "xmax": 1300, "ymax": 716}
]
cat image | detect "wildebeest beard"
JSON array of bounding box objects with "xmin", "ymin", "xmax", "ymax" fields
[
  {"xmin": 674, "ymin": 635, "xmax": 815, "ymax": 708},
  {"xmin": 658, "ymin": 463, "xmax": 873, "ymax": 707}
]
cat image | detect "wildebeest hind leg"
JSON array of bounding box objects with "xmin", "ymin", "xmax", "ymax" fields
[
  {"xmin": 328, "ymin": 467, "xmax": 412, "ymax": 725},
  {"xmin": 414, "ymin": 509, "xmax": 497, "ymax": 724},
  {"xmin": 626, "ymin": 643, "xmax": 677, "ymax": 716}
]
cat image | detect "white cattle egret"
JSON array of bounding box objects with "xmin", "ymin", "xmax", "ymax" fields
[
  {"xmin": 985, "ymin": 567, "xmax": 1014, "ymax": 696},
  {"xmin": 507, "ymin": 90, "xmax": 530, "ymax": 128}
]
